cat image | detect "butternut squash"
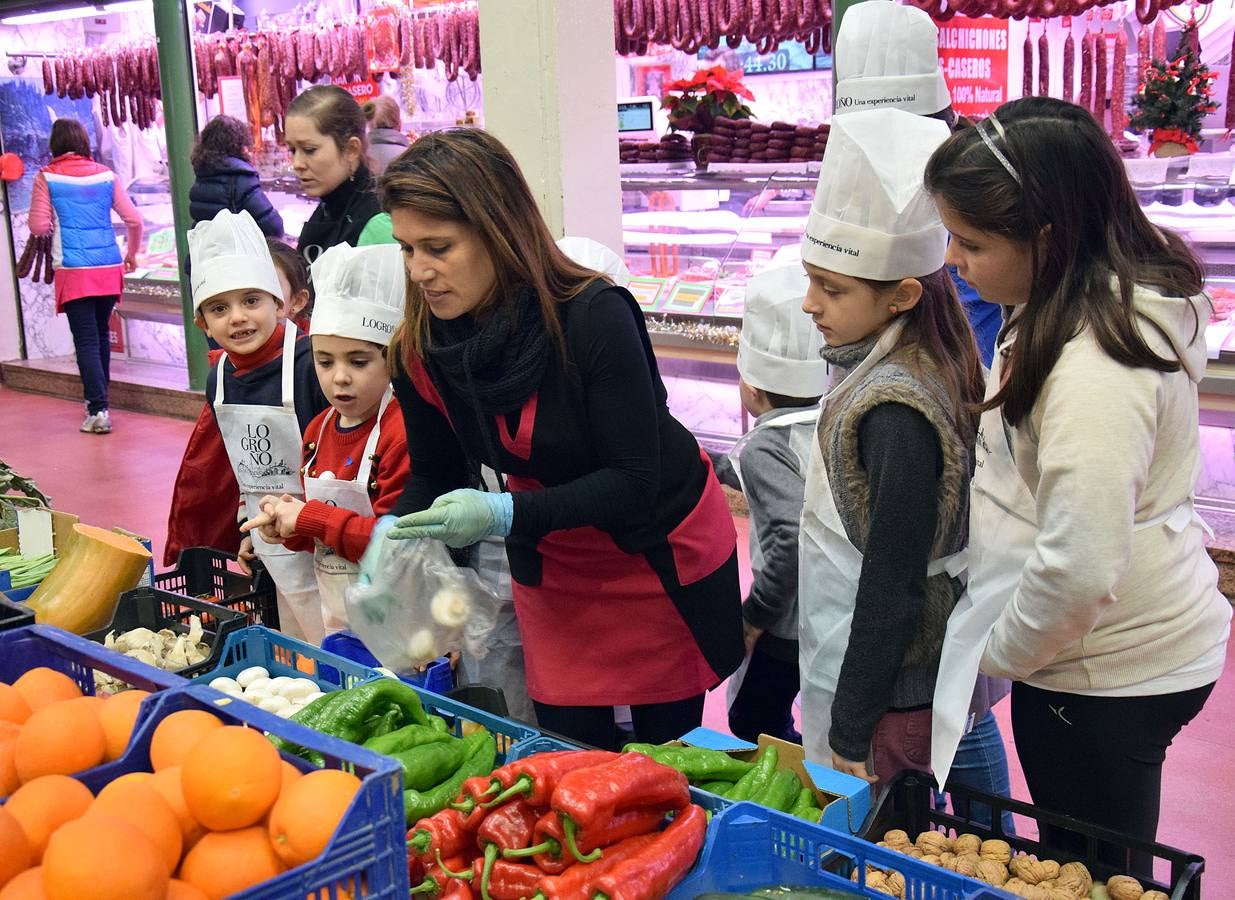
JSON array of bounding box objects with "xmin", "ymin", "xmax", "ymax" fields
[{"xmin": 26, "ymin": 525, "xmax": 151, "ymax": 634}]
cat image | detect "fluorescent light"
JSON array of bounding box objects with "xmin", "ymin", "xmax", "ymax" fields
[{"xmin": 1, "ymin": 1, "xmax": 148, "ymax": 26}]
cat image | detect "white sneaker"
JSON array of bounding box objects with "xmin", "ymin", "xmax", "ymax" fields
[
  {"xmin": 80, "ymin": 413, "xmax": 99, "ymax": 433},
  {"xmin": 92, "ymin": 410, "xmax": 112, "ymax": 434}
]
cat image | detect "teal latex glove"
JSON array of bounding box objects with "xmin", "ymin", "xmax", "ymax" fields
[
  {"xmin": 357, "ymin": 514, "xmax": 399, "ymax": 586},
  {"xmin": 388, "ymin": 489, "xmax": 513, "ymax": 548}
]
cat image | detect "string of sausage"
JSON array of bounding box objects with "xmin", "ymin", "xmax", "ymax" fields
[
  {"xmin": 1093, "ymin": 30, "xmax": 1107, "ymax": 126},
  {"xmin": 1038, "ymin": 29, "xmax": 1049, "ymax": 95},
  {"xmin": 1063, "ymin": 30, "xmax": 1075, "ymax": 103},
  {"xmin": 1110, "ymin": 27, "xmax": 1127, "ymax": 136}
]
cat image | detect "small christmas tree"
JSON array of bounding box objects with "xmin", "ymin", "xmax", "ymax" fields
[{"xmin": 1130, "ymin": 17, "xmax": 1219, "ymax": 156}]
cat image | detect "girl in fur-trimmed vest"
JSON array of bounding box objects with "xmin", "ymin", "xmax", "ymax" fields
[{"xmin": 797, "ymin": 108, "xmax": 984, "ymax": 790}]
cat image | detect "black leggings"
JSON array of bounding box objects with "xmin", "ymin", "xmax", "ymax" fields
[
  {"xmin": 533, "ymin": 694, "xmax": 706, "ymax": 751},
  {"xmin": 1011, "ymin": 680, "xmax": 1213, "ymax": 876}
]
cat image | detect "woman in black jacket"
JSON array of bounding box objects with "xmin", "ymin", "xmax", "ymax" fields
[{"xmin": 189, "ymin": 115, "xmax": 283, "ymax": 236}]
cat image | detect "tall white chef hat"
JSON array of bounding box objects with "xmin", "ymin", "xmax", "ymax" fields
[
  {"xmin": 801, "ymin": 108, "xmax": 950, "ymax": 281},
  {"xmin": 556, "ymin": 236, "xmax": 631, "ymax": 287},
  {"xmin": 738, "ymin": 264, "xmax": 829, "ymax": 399},
  {"xmin": 188, "ymin": 209, "xmax": 285, "ymax": 315},
  {"xmin": 834, "ymin": 0, "xmax": 952, "ymax": 117},
  {"xmin": 309, "ymin": 243, "xmax": 405, "ymax": 347}
]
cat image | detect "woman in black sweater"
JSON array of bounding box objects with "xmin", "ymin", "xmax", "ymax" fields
[
  {"xmin": 189, "ymin": 115, "xmax": 283, "ymax": 237},
  {"xmin": 365, "ymin": 129, "xmax": 744, "ymax": 747}
]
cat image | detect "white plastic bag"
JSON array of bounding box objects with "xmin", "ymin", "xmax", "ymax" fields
[{"xmin": 344, "ymin": 537, "xmax": 503, "ymax": 674}]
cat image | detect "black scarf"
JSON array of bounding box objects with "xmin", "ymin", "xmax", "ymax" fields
[
  {"xmin": 818, "ymin": 331, "xmax": 881, "ymax": 372},
  {"xmin": 425, "ymin": 286, "xmax": 552, "ymax": 416}
]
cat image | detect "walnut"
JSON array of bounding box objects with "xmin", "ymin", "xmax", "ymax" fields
[
  {"xmin": 921, "ymin": 853, "xmax": 943, "ymax": 867},
  {"xmin": 1012, "ymin": 856, "xmax": 1061, "ymax": 885},
  {"xmin": 1022, "ymin": 886, "xmax": 1055, "ymax": 900},
  {"xmin": 975, "ymin": 859, "xmax": 1010, "ymax": 886},
  {"xmin": 953, "ymin": 855, "xmax": 980, "ymax": 877},
  {"xmin": 1057, "ymin": 862, "xmax": 1094, "ymax": 897},
  {"xmin": 939, "ymin": 851, "xmax": 958, "ymax": 870},
  {"xmin": 1105, "ymin": 876, "xmax": 1144, "ymax": 900},
  {"xmin": 905, "ymin": 847, "xmax": 925, "ymax": 859},
  {"xmin": 883, "ymin": 829, "xmax": 912, "ymax": 850},
  {"xmin": 885, "ymin": 871, "xmax": 906, "ymax": 896},
  {"xmin": 954, "ymin": 833, "xmax": 983, "ymax": 856},
  {"xmin": 916, "ymin": 830, "xmax": 950, "ymax": 855},
  {"xmin": 1046, "ymin": 888, "xmax": 1080, "ymax": 900},
  {"xmin": 981, "ymin": 839, "xmax": 1013, "ymax": 865},
  {"xmin": 863, "ymin": 868, "xmax": 888, "ymax": 890},
  {"xmin": 876, "ymin": 841, "xmax": 892, "ymax": 849},
  {"xmin": 1004, "ymin": 879, "xmax": 1030, "ymax": 896},
  {"xmin": 1140, "ymin": 893, "xmax": 1169, "ymax": 900}
]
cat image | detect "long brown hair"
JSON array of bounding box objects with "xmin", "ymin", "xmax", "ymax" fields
[
  {"xmin": 864, "ymin": 268, "xmax": 985, "ymax": 439},
  {"xmin": 379, "ymin": 127, "xmax": 599, "ymax": 367},
  {"xmin": 924, "ymin": 96, "xmax": 1204, "ymax": 427},
  {"xmin": 287, "ymin": 85, "xmax": 368, "ymax": 153}
]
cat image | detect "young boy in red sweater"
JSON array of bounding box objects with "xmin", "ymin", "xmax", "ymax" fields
[{"xmin": 242, "ymin": 243, "xmax": 408, "ymax": 636}]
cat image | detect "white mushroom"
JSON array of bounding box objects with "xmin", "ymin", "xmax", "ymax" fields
[{"xmin": 236, "ymin": 666, "xmax": 271, "ymax": 688}]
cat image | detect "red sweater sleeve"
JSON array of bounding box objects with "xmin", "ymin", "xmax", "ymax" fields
[
  {"xmin": 29, "ymin": 172, "xmax": 52, "ymax": 236},
  {"xmin": 112, "ymin": 178, "xmax": 143, "ymax": 258},
  {"xmin": 291, "ymin": 404, "xmax": 410, "ymax": 562}
]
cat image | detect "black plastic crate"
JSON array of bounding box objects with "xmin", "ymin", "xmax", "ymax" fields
[
  {"xmin": 863, "ymin": 770, "xmax": 1203, "ymax": 900},
  {"xmin": 153, "ymin": 547, "xmax": 279, "ymax": 629},
  {"xmin": 83, "ymin": 586, "xmax": 250, "ymax": 679},
  {"xmin": 0, "ymin": 593, "xmax": 34, "ymax": 631}
]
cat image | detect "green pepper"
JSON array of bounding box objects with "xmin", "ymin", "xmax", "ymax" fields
[
  {"xmin": 314, "ymin": 680, "xmax": 430, "ymax": 744},
  {"xmin": 403, "ymin": 730, "xmax": 497, "ymax": 824},
  {"xmin": 428, "ymin": 714, "xmax": 451, "ymax": 734},
  {"xmin": 753, "ymin": 769, "xmax": 800, "ymax": 812},
  {"xmin": 697, "ymin": 780, "xmax": 735, "ymax": 796},
  {"xmin": 621, "ymin": 743, "xmax": 755, "ymax": 782},
  {"xmin": 267, "ymin": 690, "xmax": 347, "ymax": 765},
  {"xmin": 728, "ymin": 745, "xmax": 778, "ymax": 802},
  {"xmin": 788, "ymin": 787, "xmax": 823, "ymax": 823},
  {"xmin": 363, "ymin": 723, "xmax": 455, "ymax": 755},
  {"xmin": 393, "ymin": 739, "xmax": 473, "ymax": 791},
  {"xmin": 367, "ymin": 706, "xmax": 404, "ymax": 739}
]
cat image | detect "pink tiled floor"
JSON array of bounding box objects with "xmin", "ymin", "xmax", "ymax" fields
[{"xmin": 2, "ymin": 385, "xmax": 1230, "ymax": 890}]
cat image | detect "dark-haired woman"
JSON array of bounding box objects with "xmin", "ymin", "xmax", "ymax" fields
[
  {"xmin": 189, "ymin": 114, "xmax": 283, "ymax": 236},
  {"xmin": 361, "ymin": 127, "xmax": 744, "ymax": 748},
  {"xmin": 28, "ymin": 117, "xmax": 142, "ymax": 434},
  {"xmin": 927, "ymin": 97, "xmax": 1230, "ymax": 870},
  {"xmin": 286, "ymin": 86, "xmax": 389, "ymax": 265}
]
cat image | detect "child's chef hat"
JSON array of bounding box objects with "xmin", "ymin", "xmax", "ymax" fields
[
  {"xmin": 309, "ymin": 243, "xmax": 405, "ymax": 347},
  {"xmin": 801, "ymin": 108, "xmax": 950, "ymax": 281},
  {"xmin": 738, "ymin": 264, "xmax": 829, "ymax": 399},
  {"xmin": 834, "ymin": 0, "xmax": 952, "ymax": 117},
  {"xmin": 187, "ymin": 209, "xmax": 284, "ymax": 314},
  {"xmin": 556, "ymin": 236, "xmax": 631, "ymax": 287}
]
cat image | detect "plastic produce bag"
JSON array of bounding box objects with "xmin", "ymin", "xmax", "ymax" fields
[{"xmin": 344, "ymin": 537, "xmax": 503, "ymax": 674}]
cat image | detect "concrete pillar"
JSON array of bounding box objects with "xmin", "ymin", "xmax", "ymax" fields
[{"xmin": 478, "ymin": 0, "xmax": 623, "ymax": 254}]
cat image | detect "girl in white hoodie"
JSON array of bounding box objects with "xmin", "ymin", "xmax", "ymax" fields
[{"xmin": 925, "ymin": 97, "xmax": 1230, "ymax": 871}]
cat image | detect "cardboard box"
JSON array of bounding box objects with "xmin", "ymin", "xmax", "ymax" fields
[
  {"xmin": 677, "ymin": 727, "xmax": 872, "ymax": 835},
  {"xmin": 0, "ymin": 509, "xmax": 154, "ymax": 594}
]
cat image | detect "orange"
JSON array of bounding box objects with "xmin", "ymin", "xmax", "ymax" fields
[
  {"xmin": 0, "ymin": 807, "xmax": 32, "ymax": 890},
  {"xmin": 179, "ymin": 827, "xmax": 284, "ymax": 900},
  {"xmin": 86, "ymin": 780, "xmax": 183, "ymax": 874},
  {"xmin": 95, "ymin": 771, "xmax": 153, "ymax": 795},
  {"xmin": 166, "ymin": 880, "xmax": 210, "ymax": 900},
  {"xmin": 0, "ymin": 722, "xmax": 20, "ymax": 797},
  {"xmin": 0, "ymin": 867, "xmax": 45, "ymax": 900},
  {"xmin": 98, "ymin": 689, "xmax": 149, "ymax": 762},
  {"xmin": 42, "ymin": 814, "xmax": 168, "ymax": 900},
  {"xmin": 0, "ymin": 685, "xmax": 31, "ymax": 725},
  {"xmin": 13, "ymin": 698, "xmax": 105, "ymax": 782},
  {"xmin": 4, "ymin": 775, "xmax": 93, "ymax": 862},
  {"xmin": 268, "ymin": 769, "xmax": 361, "ymax": 868},
  {"xmin": 149, "ymin": 710, "xmax": 222, "ymax": 771},
  {"xmin": 11, "ymin": 670, "xmax": 80, "ymax": 712},
  {"xmin": 149, "ymin": 766, "xmax": 206, "ymax": 850},
  {"xmin": 181, "ymin": 725, "xmax": 281, "ymax": 831}
]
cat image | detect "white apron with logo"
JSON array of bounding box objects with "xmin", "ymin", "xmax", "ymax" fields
[
  {"xmin": 724, "ymin": 407, "xmax": 819, "ymax": 709},
  {"xmin": 798, "ymin": 320, "xmax": 966, "ymax": 768},
  {"xmin": 302, "ymin": 388, "xmax": 392, "ymax": 637},
  {"xmin": 930, "ymin": 341, "xmax": 1208, "ymax": 787},
  {"xmin": 214, "ymin": 325, "xmax": 322, "ymax": 644}
]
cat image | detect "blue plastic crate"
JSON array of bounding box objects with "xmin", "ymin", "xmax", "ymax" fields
[
  {"xmin": 0, "ymin": 624, "xmax": 186, "ymax": 695},
  {"xmin": 0, "ymin": 594, "xmax": 34, "ymax": 632},
  {"xmin": 668, "ymin": 802, "xmax": 1011, "ymax": 900},
  {"xmin": 190, "ymin": 625, "xmax": 382, "ymax": 693},
  {"xmin": 321, "ymin": 631, "xmax": 453, "ymax": 695},
  {"xmin": 0, "ymin": 585, "xmax": 36, "ymax": 604},
  {"xmin": 77, "ymin": 684, "xmax": 408, "ymax": 899}
]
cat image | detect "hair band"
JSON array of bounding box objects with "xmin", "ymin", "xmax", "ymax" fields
[{"xmin": 978, "ymin": 115, "xmax": 1022, "ymax": 186}]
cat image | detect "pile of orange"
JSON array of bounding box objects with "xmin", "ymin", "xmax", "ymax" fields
[{"xmin": 0, "ymin": 670, "xmax": 362, "ymax": 900}]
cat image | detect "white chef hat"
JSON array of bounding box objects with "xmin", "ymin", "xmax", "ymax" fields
[
  {"xmin": 309, "ymin": 243, "xmax": 405, "ymax": 347},
  {"xmin": 738, "ymin": 264, "xmax": 829, "ymax": 398},
  {"xmin": 834, "ymin": 0, "xmax": 952, "ymax": 117},
  {"xmin": 556, "ymin": 236, "xmax": 631, "ymax": 287},
  {"xmin": 187, "ymin": 209, "xmax": 284, "ymax": 314},
  {"xmin": 801, "ymin": 108, "xmax": 950, "ymax": 281}
]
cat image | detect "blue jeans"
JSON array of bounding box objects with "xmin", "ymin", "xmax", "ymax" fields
[
  {"xmin": 933, "ymin": 710, "xmax": 1016, "ymax": 834},
  {"xmin": 64, "ymin": 295, "xmax": 118, "ymax": 414}
]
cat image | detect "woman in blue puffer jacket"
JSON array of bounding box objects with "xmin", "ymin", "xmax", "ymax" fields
[{"xmin": 188, "ymin": 115, "xmax": 283, "ymax": 237}]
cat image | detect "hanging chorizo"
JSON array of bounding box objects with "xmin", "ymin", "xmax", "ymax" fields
[
  {"xmin": 1111, "ymin": 26, "xmax": 1128, "ymax": 135},
  {"xmin": 1038, "ymin": 30, "xmax": 1049, "ymax": 95},
  {"xmin": 1063, "ymin": 31, "xmax": 1075, "ymax": 102},
  {"xmin": 1093, "ymin": 30, "xmax": 1107, "ymax": 123}
]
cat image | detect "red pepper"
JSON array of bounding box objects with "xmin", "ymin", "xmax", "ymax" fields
[
  {"xmin": 482, "ymin": 750, "xmax": 619, "ymax": 809},
  {"xmin": 442, "ymin": 880, "xmax": 475, "ymax": 900},
  {"xmin": 550, "ymin": 754, "xmax": 688, "ymax": 861},
  {"xmin": 411, "ymin": 853, "xmax": 472, "ymax": 896},
  {"xmin": 504, "ymin": 807, "xmax": 666, "ymax": 875},
  {"xmin": 470, "ymin": 856, "xmax": 544, "ymax": 900},
  {"xmin": 409, "ymin": 807, "xmax": 474, "ymax": 863},
  {"xmin": 452, "ymin": 773, "xmax": 506, "ymax": 819},
  {"xmin": 591, "ymin": 804, "xmax": 708, "ymax": 900},
  {"xmin": 533, "ymin": 832, "xmax": 661, "ymax": 900},
  {"xmin": 473, "ymin": 798, "xmax": 543, "ymax": 897}
]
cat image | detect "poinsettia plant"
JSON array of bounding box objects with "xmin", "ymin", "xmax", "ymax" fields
[{"xmin": 660, "ymin": 65, "xmax": 755, "ymax": 133}]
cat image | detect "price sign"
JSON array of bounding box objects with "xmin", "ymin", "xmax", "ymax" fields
[
  {"xmin": 627, "ymin": 276, "xmax": 666, "ymax": 311},
  {"xmin": 145, "ymin": 228, "xmax": 176, "ymax": 257},
  {"xmin": 937, "ymin": 17, "xmax": 1010, "ymax": 119}
]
